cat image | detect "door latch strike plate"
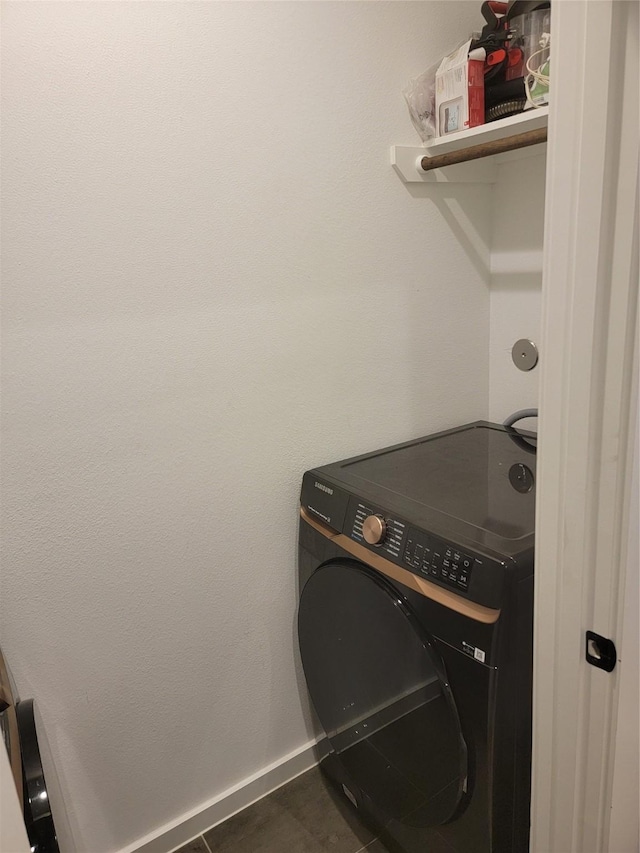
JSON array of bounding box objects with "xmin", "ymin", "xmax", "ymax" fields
[{"xmin": 585, "ymin": 631, "xmax": 617, "ymax": 672}]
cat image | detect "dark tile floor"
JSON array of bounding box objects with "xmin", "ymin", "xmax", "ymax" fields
[{"xmin": 174, "ymin": 767, "xmax": 387, "ymax": 853}]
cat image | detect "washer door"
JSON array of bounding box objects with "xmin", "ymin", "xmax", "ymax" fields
[{"xmin": 298, "ymin": 561, "xmax": 467, "ymax": 828}]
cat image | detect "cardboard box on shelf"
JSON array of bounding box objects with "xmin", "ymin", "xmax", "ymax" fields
[{"xmin": 435, "ymin": 40, "xmax": 485, "ymax": 136}]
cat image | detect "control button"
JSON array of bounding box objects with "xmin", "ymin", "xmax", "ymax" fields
[
  {"xmin": 461, "ymin": 555, "xmax": 474, "ymax": 572},
  {"xmin": 363, "ymin": 515, "xmax": 387, "ymax": 546}
]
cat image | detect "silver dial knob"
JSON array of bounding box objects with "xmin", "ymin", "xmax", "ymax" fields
[{"xmin": 362, "ymin": 514, "xmax": 386, "ymax": 546}]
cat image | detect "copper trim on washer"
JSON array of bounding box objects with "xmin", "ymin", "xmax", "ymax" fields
[
  {"xmin": 301, "ymin": 508, "xmax": 339, "ymax": 539},
  {"xmin": 300, "ymin": 507, "xmax": 500, "ymax": 625}
]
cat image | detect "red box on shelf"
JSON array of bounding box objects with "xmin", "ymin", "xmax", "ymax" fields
[{"xmin": 435, "ymin": 41, "xmax": 485, "ymax": 136}]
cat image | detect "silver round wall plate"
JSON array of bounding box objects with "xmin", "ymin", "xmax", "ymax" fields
[{"xmin": 512, "ymin": 339, "xmax": 539, "ymax": 371}]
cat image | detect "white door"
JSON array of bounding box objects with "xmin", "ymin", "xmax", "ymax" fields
[{"xmin": 532, "ymin": 1, "xmax": 639, "ymax": 852}]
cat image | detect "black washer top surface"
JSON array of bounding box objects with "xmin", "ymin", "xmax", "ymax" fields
[{"xmin": 309, "ymin": 422, "xmax": 536, "ymax": 556}]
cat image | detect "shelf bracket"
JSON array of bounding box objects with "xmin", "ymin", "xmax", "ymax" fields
[{"xmin": 391, "ymin": 146, "xmax": 498, "ymax": 184}]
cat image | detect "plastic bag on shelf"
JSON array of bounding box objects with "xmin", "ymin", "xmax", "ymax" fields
[
  {"xmin": 404, "ymin": 37, "xmax": 478, "ymax": 142},
  {"xmin": 403, "ymin": 60, "xmax": 440, "ymax": 143}
]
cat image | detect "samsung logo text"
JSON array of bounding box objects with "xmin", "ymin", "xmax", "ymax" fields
[{"xmin": 314, "ymin": 482, "xmax": 333, "ymax": 495}]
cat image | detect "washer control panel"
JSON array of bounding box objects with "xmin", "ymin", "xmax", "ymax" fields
[
  {"xmin": 351, "ymin": 502, "xmax": 406, "ymax": 562},
  {"xmin": 344, "ymin": 496, "xmax": 503, "ymax": 606},
  {"xmin": 404, "ymin": 528, "xmax": 476, "ymax": 594}
]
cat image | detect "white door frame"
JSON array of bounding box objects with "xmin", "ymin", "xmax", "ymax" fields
[{"xmin": 532, "ymin": 1, "xmax": 639, "ymax": 851}]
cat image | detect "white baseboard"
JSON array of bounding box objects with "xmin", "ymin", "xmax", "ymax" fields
[{"xmin": 119, "ymin": 738, "xmax": 329, "ymax": 853}]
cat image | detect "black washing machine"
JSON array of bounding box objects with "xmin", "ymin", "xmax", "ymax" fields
[{"xmin": 297, "ymin": 421, "xmax": 536, "ymax": 853}]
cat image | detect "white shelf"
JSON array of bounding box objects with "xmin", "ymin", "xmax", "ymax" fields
[
  {"xmin": 391, "ymin": 106, "xmax": 548, "ymax": 184},
  {"xmin": 423, "ymin": 106, "xmax": 548, "ymax": 155}
]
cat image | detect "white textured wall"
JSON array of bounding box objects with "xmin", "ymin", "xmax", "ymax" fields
[
  {"xmin": 1, "ymin": 3, "xmax": 487, "ymax": 851},
  {"xmin": 488, "ymin": 152, "xmax": 546, "ymax": 426}
]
